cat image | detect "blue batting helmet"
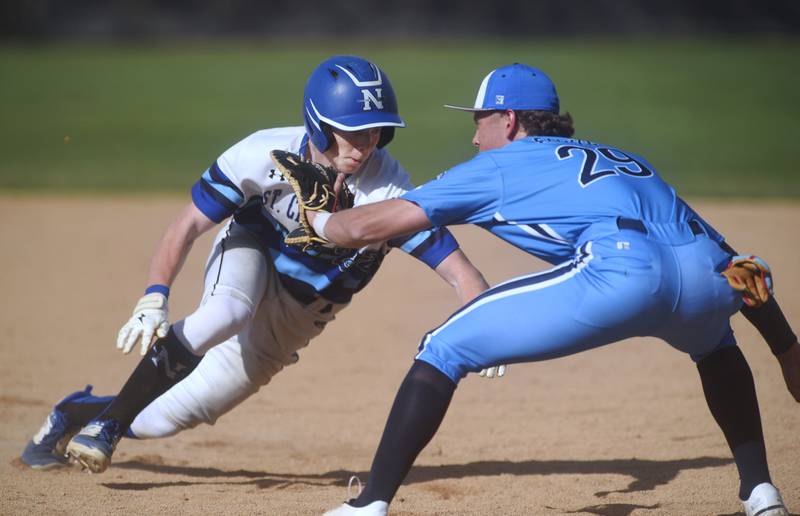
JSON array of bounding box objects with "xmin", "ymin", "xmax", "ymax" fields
[{"xmin": 303, "ymin": 55, "xmax": 405, "ymax": 152}]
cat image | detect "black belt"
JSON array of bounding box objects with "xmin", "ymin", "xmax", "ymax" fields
[{"xmin": 616, "ymin": 217, "xmax": 704, "ymax": 236}]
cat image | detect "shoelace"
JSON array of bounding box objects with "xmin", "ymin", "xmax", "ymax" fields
[{"xmin": 347, "ymin": 475, "xmax": 363, "ymax": 501}]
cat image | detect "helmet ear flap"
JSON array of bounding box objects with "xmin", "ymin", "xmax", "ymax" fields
[
  {"xmin": 304, "ymin": 107, "xmax": 332, "ymax": 152},
  {"xmin": 377, "ymin": 127, "xmax": 395, "ymax": 148},
  {"xmin": 321, "ymin": 123, "xmax": 335, "ymax": 150}
]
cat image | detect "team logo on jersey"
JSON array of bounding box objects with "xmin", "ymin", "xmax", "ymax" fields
[{"xmin": 359, "ymin": 88, "xmax": 384, "ymax": 111}]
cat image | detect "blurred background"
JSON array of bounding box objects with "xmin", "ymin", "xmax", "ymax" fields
[{"xmin": 1, "ymin": 0, "xmax": 798, "ymax": 196}]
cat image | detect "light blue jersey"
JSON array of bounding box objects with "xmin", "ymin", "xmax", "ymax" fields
[
  {"xmin": 404, "ymin": 136, "xmax": 723, "ymax": 264},
  {"xmin": 403, "ymin": 136, "xmax": 740, "ymax": 383}
]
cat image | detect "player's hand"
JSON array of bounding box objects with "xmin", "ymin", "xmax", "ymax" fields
[
  {"xmin": 479, "ymin": 365, "xmax": 507, "ymax": 379},
  {"xmin": 721, "ymin": 255, "xmax": 774, "ymax": 308},
  {"xmin": 777, "ymin": 341, "xmax": 800, "ymax": 403},
  {"xmin": 116, "ymin": 293, "xmax": 169, "ymax": 356}
]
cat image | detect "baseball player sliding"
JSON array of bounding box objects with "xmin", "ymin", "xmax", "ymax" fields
[
  {"xmin": 277, "ymin": 64, "xmax": 798, "ymax": 516},
  {"xmin": 20, "ymin": 55, "xmax": 492, "ymax": 473}
]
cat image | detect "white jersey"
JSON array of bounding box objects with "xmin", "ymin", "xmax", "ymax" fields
[
  {"xmin": 131, "ymin": 127, "xmax": 458, "ymax": 438},
  {"xmin": 128, "ymin": 127, "xmax": 461, "ymax": 438},
  {"xmin": 191, "ymin": 127, "xmax": 458, "ymax": 304}
]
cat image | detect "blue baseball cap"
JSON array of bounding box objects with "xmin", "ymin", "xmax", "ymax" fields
[{"xmin": 444, "ymin": 63, "xmax": 560, "ymax": 113}]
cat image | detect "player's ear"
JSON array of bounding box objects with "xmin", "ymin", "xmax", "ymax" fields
[{"xmin": 504, "ymin": 109, "xmax": 520, "ymax": 140}]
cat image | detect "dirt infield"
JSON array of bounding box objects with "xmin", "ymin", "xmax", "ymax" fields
[{"xmin": 1, "ymin": 196, "xmax": 798, "ymax": 515}]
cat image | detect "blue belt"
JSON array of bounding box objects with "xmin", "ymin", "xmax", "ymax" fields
[{"xmin": 616, "ymin": 217, "xmax": 704, "ymax": 236}]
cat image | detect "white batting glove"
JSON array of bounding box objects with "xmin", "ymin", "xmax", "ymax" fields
[
  {"xmin": 116, "ymin": 292, "xmax": 170, "ymax": 355},
  {"xmin": 479, "ymin": 365, "xmax": 508, "ymax": 379}
]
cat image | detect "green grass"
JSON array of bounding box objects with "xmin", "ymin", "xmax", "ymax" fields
[{"xmin": 1, "ymin": 37, "xmax": 799, "ymax": 196}]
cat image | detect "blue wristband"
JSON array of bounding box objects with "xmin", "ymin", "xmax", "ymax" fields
[{"xmin": 144, "ymin": 284, "xmax": 170, "ymax": 298}]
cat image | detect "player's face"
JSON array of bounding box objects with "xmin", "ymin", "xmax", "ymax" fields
[
  {"xmin": 324, "ymin": 127, "xmax": 382, "ymax": 174},
  {"xmin": 472, "ymin": 111, "xmax": 512, "ymax": 152}
]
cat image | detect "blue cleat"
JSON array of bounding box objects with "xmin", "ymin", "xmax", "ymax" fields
[
  {"xmin": 66, "ymin": 418, "xmax": 124, "ymax": 473},
  {"xmin": 20, "ymin": 385, "xmax": 97, "ymax": 469}
]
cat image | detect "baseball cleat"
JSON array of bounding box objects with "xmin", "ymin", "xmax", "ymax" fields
[
  {"xmin": 742, "ymin": 483, "xmax": 789, "ymax": 516},
  {"xmin": 323, "ymin": 501, "xmax": 388, "ymax": 516},
  {"xmin": 66, "ymin": 418, "xmax": 124, "ymax": 473},
  {"xmin": 20, "ymin": 385, "xmax": 95, "ymax": 469}
]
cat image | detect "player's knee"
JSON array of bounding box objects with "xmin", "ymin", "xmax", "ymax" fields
[
  {"xmin": 415, "ymin": 334, "xmax": 466, "ymax": 384},
  {"xmin": 212, "ymin": 293, "xmax": 252, "ymax": 330},
  {"xmin": 697, "ymin": 345, "xmax": 748, "ymax": 374},
  {"xmin": 177, "ymin": 295, "xmax": 254, "ymax": 354},
  {"xmin": 128, "ymin": 411, "xmax": 185, "ymax": 439}
]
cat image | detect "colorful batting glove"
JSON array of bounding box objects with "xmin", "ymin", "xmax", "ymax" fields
[
  {"xmin": 116, "ymin": 292, "xmax": 170, "ymax": 355},
  {"xmin": 721, "ymin": 255, "xmax": 774, "ymax": 308}
]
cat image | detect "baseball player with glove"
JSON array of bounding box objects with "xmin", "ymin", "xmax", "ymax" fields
[
  {"xmin": 20, "ymin": 55, "xmax": 493, "ymax": 473},
  {"xmin": 299, "ymin": 64, "xmax": 798, "ymax": 516}
]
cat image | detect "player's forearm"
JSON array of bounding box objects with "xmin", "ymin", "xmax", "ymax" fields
[
  {"xmin": 740, "ymin": 297, "xmax": 797, "ymax": 356},
  {"xmin": 457, "ymin": 270, "xmax": 490, "ymax": 304},
  {"xmin": 147, "ymin": 231, "xmax": 194, "ymax": 288},
  {"xmin": 434, "ymin": 249, "xmax": 489, "ymax": 305},
  {"xmin": 147, "ymin": 204, "xmax": 216, "ymax": 288},
  {"xmin": 318, "ymin": 199, "xmax": 432, "ymax": 248},
  {"xmin": 776, "ymin": 341, "xmax": 800, "ymax": 403},
  {"xmin": 318, "ymin": 207, "xmax": 379, "ymax": 248}
]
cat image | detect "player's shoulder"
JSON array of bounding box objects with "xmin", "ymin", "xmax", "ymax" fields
[
  {"xmin": 519, "ymin": 135, "xmax": 643, "ymax": 157},
  {"xmin": 444, "ymin": 147, "xmax": 501, "ymax": 177},
  {"xmin": 349, "ymin": 148, "xmax": 413, "ymax": 202},
  {"xmin": 357, "ymin": 148, "xmax": 411, "ymax": 186},
  {"xmin": 499, "ymin": 136, "xmax": 594, "ymax": 156},
  {"xmin": 232, "ymin": 126, "xmax": 306, "ymax": 153},
  {"xmin": 216, "ymin": 126, "xmax": 305, "ymax": 183},
  {"xmin": 494, "ymin": 136, "xmax": 648, "ymax": 167}
]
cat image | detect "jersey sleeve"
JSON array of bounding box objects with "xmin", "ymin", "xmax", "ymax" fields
[
  {"xmin": 388, "ymin": 227, "xmax": 459, "ymax": 269},
  {"xmin": 191, "ymin": 161, "xmax": 247, "ymax": 223},
  {"xmin": 191, "ymin": 132, "xmax": 283, "ymax": 223},
  {"xmin": 401, "ymin": 153, "xmax": 502, "ymax": 227}
]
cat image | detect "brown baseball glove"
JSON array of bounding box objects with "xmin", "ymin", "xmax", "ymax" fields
[{"xmin": 271, "ymin": 150, "xmax": 356, "ymax": 260}]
